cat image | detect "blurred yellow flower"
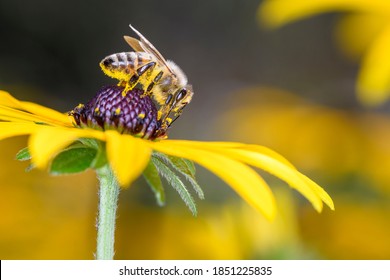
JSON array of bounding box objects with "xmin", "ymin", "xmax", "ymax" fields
[
  {"xmin": 218, "ymin": 87, "xmax": 390, "ymax": 194},
  {"xmin": 0, "ymin": 137, "xmax": 97, "ymax": 259},
  {"xmin": 300, "ymin": 200, "xmax": 390, "ymax": 259},
  {"xmin": 258, "ymin": 0, "xmax": 390, "ymax": 105},
  {"xmin": 115, "ymin": 189, "xmax": 305, "ymax": 259},
  {"xmin": 0, "ymin": 89, "xmax": 334, "ymax": 220},
  {"xmin": 216, "ymin": 86, "xmax": 390, "ymax": 259}
]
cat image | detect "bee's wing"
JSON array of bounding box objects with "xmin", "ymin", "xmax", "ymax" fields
[
  {"xmin": 123, "ymin": 36, "xmax": 144, "ymax": 52},
  {"xmin": 129, "ymin": 25, "xmax": 175, "ymax": 75}
]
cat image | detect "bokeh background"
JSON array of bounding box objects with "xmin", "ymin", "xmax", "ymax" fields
[{"xmin": 1, "ymin": 0, "xmax": 390, "ymax": 259}]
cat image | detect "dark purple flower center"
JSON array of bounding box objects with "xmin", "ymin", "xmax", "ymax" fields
[{"xmin": 70, "ymin": 85, "xmax": 167, "ymax": 140}]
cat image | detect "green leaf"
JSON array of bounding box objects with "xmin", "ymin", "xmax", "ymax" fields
[
  {"xmin": 50, "ymin": 147, "xmax": 97, "ymax": 175},
  {"xmin": 154, "ymin": 152, "xmax": 204, "ymax": 199},
  {"xmin": 152, "ymin": 157, "xmax": 197, "ymax": 216},
  {"xmin": 143, "ymin": 160, "xmax": 165, "ymax": 206},
  {"xmin": 15, "ymin": 147, "xmax": 35, "ymax": 171},
  {"xmin": 184, "ymin": 159, "xmax": 196, "ymax": 176},
  {"xmin": 167, "ymin": 155, "xmax": 196, "ymax": 178},
  {"xmin": 16, "ymin": 147, "xmax": 31, "ymax": 161}
]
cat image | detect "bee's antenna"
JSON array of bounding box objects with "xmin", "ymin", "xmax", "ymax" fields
[
  {"xmin": 168, "ymin": 114, "xmax": 180, "ymax": 128},
  {"xmin": 129, "ymin": 24, "xmax": 136, "ymax": 33}
]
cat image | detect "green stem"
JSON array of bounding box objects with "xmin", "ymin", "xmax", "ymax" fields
[{"xmin": 95, "ymin": 165, "xmax": 120, "ymax": 260}]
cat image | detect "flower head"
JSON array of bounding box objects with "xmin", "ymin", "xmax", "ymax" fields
[
  {"xmin": 0, "ymin": 87, "xmax": 334, "ymax": 220},
  {"xmin": 71, "ymin": 85, "xmax": 164, "ymax": 140}
]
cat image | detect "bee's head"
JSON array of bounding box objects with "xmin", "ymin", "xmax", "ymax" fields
[
  {"xmin": 171, "ymin": 85, "xmax": 193, "ymax": 112},
  {"xmin": 156, "ymin": 85, "xmax": 194, "ymax": 133}
]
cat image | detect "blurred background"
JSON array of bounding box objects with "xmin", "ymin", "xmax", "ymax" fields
[{"xmin": 1, "ymin": 0, "xmax": 390, "ymax": 259}]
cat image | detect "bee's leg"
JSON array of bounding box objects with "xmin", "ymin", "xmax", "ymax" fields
[
  {"xmin": 157, "ymin": 115, "xmax": 172, "ymax": 131},
  {"xmin": 117, "ymin": 80, "xmax": 127, "ymax": 87},
  {"xmin": 145, "ymin": 70, "xmax": 164, "ymax": 95},
  {"xmin": 121, "ymin": 75, "xmax": 140, "ymax": 96},
  {"xmin": 163, "ymin": 117, "xmax": 173, "ymax": 129},
  {"xmin": 122, "ymin": 62, "xmax": 157, "ymax": 97},
  {"xmin": 137, "ymin": 62, "xmax": 156, "ymax": 78},
  {"xmin": 166, "ymin": 103, "xmax": 188, "ymax": 128}
]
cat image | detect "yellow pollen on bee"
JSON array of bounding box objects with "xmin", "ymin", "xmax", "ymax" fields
[
  {"xmin": 157, "ymin": 111, "xmax": 162, "ymax": 120},
  {"xmin": 115, "ymin": 108, "xmax": 121, "ymax": 115}
]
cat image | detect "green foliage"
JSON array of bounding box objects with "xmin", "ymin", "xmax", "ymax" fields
[
  {"xmin": 151, "ymin": 156, "xmax": 198, "ymax": 216},
  {"xmin": 167, "ymin": 155, "xmax": 196, "ymax": 178},
  {"xmin": 15, "ymin": 147, "xmax": 31, "ymax": 161},
  {"xmin": 143, "ymin": 160, "xmax": 166, "ymax": 206},
  {"xmin": 50, "ymin": 146, "xmax": 97, "ymax": 175},
  {"xmin": 16, "ymin": 140, "xmax": 106, "ymax": 175},
  {"xmin": 16, "ymin": 147, "xmax": 35, "ymax": 172},
  {"xmin": 154, "ymin": 152, "xmax": 204, "ymax": 199}
]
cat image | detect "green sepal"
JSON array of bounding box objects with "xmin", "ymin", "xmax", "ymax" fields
[
  {"xmin": 16, "ymin": 147, "xmax": 31, "ymax": 161},
  {"xmin": 143, "ymin": 160, "xmax": 165, "ymax": 206},
  {"xmin": 50, "ymin": 146, "xmax": 97, "ymax": 175},
  {"xmin": 76, "ymin": 138, "xmax": 108, "ymax": 169},
  {"xmin": 151, "ymin": 156, "xmax": 197, "ymax": 216},
  {"xmin": 154, "ymin": 152, "xmax": 204, "ymax": 199},
  {"xmin": 90, "ymin": 142, "xmax": 108, "ymax": 169}
]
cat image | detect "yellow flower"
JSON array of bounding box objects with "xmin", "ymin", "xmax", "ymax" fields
[
  {"xmin": 0, "ymin": 88, "xmax": 334, "ymax": 220},
  {"xmin": 258, "ymin": 0, "xmax": 390, "ymax": 106}
]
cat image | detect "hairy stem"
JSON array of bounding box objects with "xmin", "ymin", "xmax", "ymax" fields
[{"xmin": 95, "ymin": 165, "xmax": 120, "ymax": 260}]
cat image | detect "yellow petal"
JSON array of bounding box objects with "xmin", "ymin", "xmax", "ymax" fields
[
  {"xmin": 0, "ymin": 91, "xmax": 73, "ymax": 126},
  {"xmin": 178, "ymin": 141, "xmax": 331, "ymax": 212},
  {"xmin": 162, "ymin": 140, "xmax": 244, "ymax": 149},
  {"xmin": 29, "ymin": 126, "xmax": 105, "ymax": 169},
  {"xmin": 0, "ymin": 90, "xmax": 23, "ymax": 107},
  {"xmin": 239, "ymin": 145, "xmax": 334, "ymax": 211},
  {"xmin": 21, "ymin": 101, "xmax": 74, "ymax": 127},
  {"xmin": 0, "ymin": 122, "xmax": 38, "ymax": 140},
  {"xmin": 357, "ymin": 24, "xmax": 390, "ymax": 105},
  {"xmin": 298, "ymin": 173, "xmax": 335, "ymax": 211},
  {"xmin": 259, "ymin": 0, "xmax": 390, "ymax": 28},
  {"xmin": 150, "ymin": 141, "xmax": 277, "ymax": 220},
  {"xmin": 0, "ymin": 105, "xmax": 61, "ymax": 125},
  {"xmin": 161, "ymin": 140, "xmax": 334, "ymax": 212},
  {"xmin": 165, "ymin": 140, "xmax": 296, "ymax": 168},
  {"xmin": 212, "ymin": 148, "xmax": 324, "ymax": 212},
  {"xmin": 237, "ymin": 144, "xmax": 297, "ymax": 169},
  {"xmin": 105, "ymin": 130, "xmax": 152, "ymax": 187},
  {"xmin": 335, "ymin": 14, "xmax": 389, "ymax": 59}
]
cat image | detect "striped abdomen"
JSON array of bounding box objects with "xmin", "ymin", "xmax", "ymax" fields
[{"xmin": 99, "ymin": 52, "xmax": 155, "ymax": 81}]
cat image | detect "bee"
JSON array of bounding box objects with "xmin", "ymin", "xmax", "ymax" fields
[{"xmin": 99, "ymin": 25, "xmax": 193, "ymax": 132}]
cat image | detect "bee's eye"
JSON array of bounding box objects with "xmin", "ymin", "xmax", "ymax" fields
[{"xmin": 176, "ymin": 88, "xmax": 187, "ymax": 101}]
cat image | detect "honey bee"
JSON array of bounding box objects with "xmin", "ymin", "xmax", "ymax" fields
[{"xmin": 100, "ymin": 25, "xmax": 193, "ymax": 132}]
